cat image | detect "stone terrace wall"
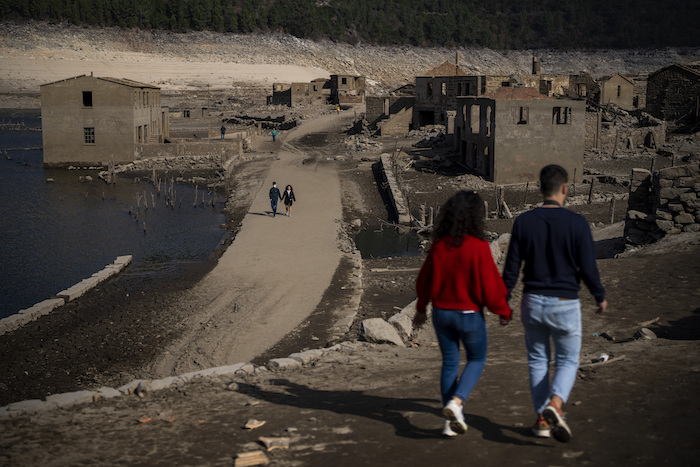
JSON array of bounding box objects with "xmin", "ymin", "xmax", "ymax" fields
[{"xmin": 625, "ymin": 164, "xmax": 700, "ymax": 244}]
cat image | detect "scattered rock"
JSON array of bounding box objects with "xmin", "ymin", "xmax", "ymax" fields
[
  {"xmin": 258, "ymin": 436, "xmax": 290, "ymax": 451},
  {"xmin": 234, "ymin": 450, "xmax": 269, "ymax": 467},
  {"xmin": 636, "ymin": 327, "xmax": 657, "ymax": 339},
  {"xmin": 244, "ymin": 419, "xmax": 266, "ymax": 430},
  {"xmin": 359, "ymin": 318, "xmax": 405, "ymax": 347}
]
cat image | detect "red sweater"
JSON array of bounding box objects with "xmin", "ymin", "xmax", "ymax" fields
[{"xmin": 416, "ymin": 235, "xmax": 512, "ymax": 320}]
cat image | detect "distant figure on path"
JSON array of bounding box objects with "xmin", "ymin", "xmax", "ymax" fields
[
  {"xmin": 271, "ymin": 128, "xmax": 278, "ymax": 142},
  {"xmin": 269, "ymin": 182, "xmax": 282, "ymax": 217},
  {"xmin": 220, "ymin": 125, "xmax": 226, "ymax": 140},
  {"xmin": 413, "ymin": 191, "xmax": 512, "ymax": 437},
  {"xmin": 503, "ymin": 164, "xmax": 607, "ymax": 443},
  {"xmin": 336, "ymin": 105, "xmax": 340, "ymax": 114},
  {"xmin": 282, "ymin": 185, "xmax": 296, "ymax": 217}
]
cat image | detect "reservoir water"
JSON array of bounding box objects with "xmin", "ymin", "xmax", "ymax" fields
[{"xmin": 0, "ymin": 120, "xmax": 227, "ymax": 319}]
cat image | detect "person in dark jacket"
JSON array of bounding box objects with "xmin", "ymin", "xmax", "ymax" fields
[
  {"xmin": 414, "ymin": 190, "xmax": 512, "ymax": 437},
  {"xmin": 269, "ymin": 182, "xmax": 281, "ymax": 217},
  {"xmin": 220, "ymin": 125, "xmax": 226, "ymax": 140},
  {"xmin": 503, "ymin": 164, "xmax": 607, "ymax": 443},
  {"xmin": 281, "ymin": 185, "xmax": 296, "ymax": 217}
]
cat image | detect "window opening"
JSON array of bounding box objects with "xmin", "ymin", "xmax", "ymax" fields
[
  {"xmin": 84, "ymin": 127, "xmax": 95, "ymax": 144},
  {"xmin": 82, "ymin": 91, "xmax": 93, "ymax": 107}
]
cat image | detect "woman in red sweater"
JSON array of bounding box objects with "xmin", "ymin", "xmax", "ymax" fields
[{"xmin": 413, "ymin": 190, "xmax": 512, "ymax": 437}]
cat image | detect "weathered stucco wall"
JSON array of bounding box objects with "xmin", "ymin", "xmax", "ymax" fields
[
  {"xmin": 493, "ymin": 99, "xmax": 585, "ymax": 185},
  {"xmin": 41, "ymin": 76, "xmax": 163, "ymax": 166}
]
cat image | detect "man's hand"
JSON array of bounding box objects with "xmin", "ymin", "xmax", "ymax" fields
[
  {"xmin": 499, "ymin": 316, "xmax": 510, "ymax": 326},
  {"xmin": 596, "ymin": 300, "xmax": 608, "ymax": 314},
  {"xmin": 412, "ymin": 312, "xmax": 427, "ymax": 330}
]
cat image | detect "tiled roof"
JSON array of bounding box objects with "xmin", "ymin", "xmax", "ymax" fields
[
  {"xmin": 421, "ymin": 62, "xmax": 470, "ymax": 77},
  {"xmin": 41, "ymin": 75, "xmax": 159, "ymax": 89}
]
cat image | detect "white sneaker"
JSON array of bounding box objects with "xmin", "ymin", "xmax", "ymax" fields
[
  {"xmin": 443, "ymin": 399, "xmax": 467, "ymax": 434},
  {"xmin": 442, "ymin": 420, "xmax": 458, "ymax": 437}
]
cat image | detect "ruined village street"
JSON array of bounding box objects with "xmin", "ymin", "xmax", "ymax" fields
[{"xmin": 147, "ymin": 111, "xmax": 354, "ymax": 377}]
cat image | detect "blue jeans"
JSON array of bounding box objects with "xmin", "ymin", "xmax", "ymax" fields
[
  {"xmin": 521, "ymin": 293, "xmax": 581, "ymax": 414},
  {"xmin": 432, "ymin": 308, "xmax": 488, "ymax": 406},
  {"xmin": 270, "ymin": 199, "xmax": 278, "ymax": 215}
]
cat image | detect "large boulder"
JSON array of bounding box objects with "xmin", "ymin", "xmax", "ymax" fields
[{"xmin": 359, "ymin": 318, "xmax": 405, "ymax": 347}]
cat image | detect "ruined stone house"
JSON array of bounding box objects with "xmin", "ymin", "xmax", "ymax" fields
[
  {"xmin": 455, "ymin": 87, "xmax": 584, "ymax": 185},
  {"xmin": 413, "ymin": 62, "xmax": 483, "ymax": 129},
  {"xmin": 646, "ymin": 63, "xmax": 700, "ymax": 123},
  {"xmin": 598, "ymin": 74, "xmax": 635, "ymax": 110},
  {"xmin": 268, "ymin": 79, "xmax": 332, "ymax": 107},
  {"xmin": 365, "ymin": 84, "xmax": 415, "ymax": 136},
  {"xmin": 567, "ymin": 72, "xmax": 600, "ymax": 101},
  {"xmin": 330, "ymin": 74, "xmax": 366, "ymax": 105},
  {"xmin": 40, "ymin": 74, "xmax": 169, "ymax": 167}
]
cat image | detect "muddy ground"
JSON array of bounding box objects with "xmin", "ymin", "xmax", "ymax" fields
[{"xmin": 1, "ymin": 104, "xmax": 700, "ymax": 465}]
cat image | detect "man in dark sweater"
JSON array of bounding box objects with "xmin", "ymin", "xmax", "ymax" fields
[{"xmin": 503, "ymin": 164, "xmax": 607, "ymax": 443}]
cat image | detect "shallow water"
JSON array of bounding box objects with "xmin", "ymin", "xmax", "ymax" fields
[
  {"xmin": 354, "ymin": 224, "xmax": 421, "ymax": 259},
  {"xmin": 0, "ymin": 128, "xmax": 226, "ymax": 318}
]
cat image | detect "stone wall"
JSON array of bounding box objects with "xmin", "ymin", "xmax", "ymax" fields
[
  {"xmin": 585, "ymin": 109, "xmax": 666, "ymax": 151},
  {"xmin": 625, "ymin": 164, "xmax": 700, "ymax": 244}
]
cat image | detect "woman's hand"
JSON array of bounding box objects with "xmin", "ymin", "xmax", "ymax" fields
[{"xmin": 412, "ymin": 312, "xmax": 427, "ymax": 330}]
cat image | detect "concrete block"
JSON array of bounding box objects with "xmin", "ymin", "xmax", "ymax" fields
[
  {"xmin": 268, "ymin": 358, "xmax": 302, "ymax": 371},
  {"xmin": 56, "ymin": 283, "xmax": 90, "ymax": 302},
  {"xmin": 94, "ymin": 387, "xmax": 121, "ymax": 400},
  {"xmin": 288, "ymin": 349, "xmax": 324, "ymax": 365},
  {"xmin": 117, "ymin": 379, "xmax": 145, "ymax": 395},
  {"xmin": 7, "ymin": 399, "xmax": 50, "ymax": 415},
  {"xmin": 113, "ymin": 255, "xmax": 133, "ymax": 267},
  {"xmin": 234, "ymin": 364, "xmax": 256, "ymax": 375},
  {"xmin": 360, "ymin": 318, "xmax": 405, "ymax": 347},
  {"xmin": 92, "ymin": 268, "xmax": 119, "ymax": 282},
  {"xmin": 207, "ymin": 363, "xmax": 247, "ymax": 377},
  {"xmin": 0, "ymin": 314, "xmax": 29, "ymax": 335},
  {"xmin": 18, "ymin": 298, "xmax": 65, "ymax": 320},
  {"xmin": 46, "ymin": 391, "xmax": 97, "ymax": 409}
]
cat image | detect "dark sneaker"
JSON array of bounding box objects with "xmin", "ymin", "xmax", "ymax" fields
[
  {"xmin": 532, "ymin": 418, "xmax": 551, "ymax": 438},
  {"xmin": 543, "ymin": 404, "xmax": 572, "ymax": 443},
  {"xmin": 442, "ymin": 400, "xmax": 468, "ymax": 434}
]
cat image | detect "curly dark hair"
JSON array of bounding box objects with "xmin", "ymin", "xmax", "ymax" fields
[{"xmin": 432, "ymin": 190, "xmax": 486, "ymax": 246}]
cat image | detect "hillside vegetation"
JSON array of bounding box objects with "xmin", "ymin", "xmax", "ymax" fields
[{"xmin": 2, "ymin": 0, "xmax": 699, "ymax": 49}]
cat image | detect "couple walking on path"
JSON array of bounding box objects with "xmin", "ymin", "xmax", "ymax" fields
[
  {"xmin": 414, "ymin": 164, "xmax": 607, "ymax": 441},
  {"xmin": 269, "ymin": 182, "xmax": 296, "ymax": 217}
]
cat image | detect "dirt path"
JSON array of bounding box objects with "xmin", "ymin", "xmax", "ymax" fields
[{"xmin": 148, "ymin": 112, "xmax": 353, "ymax": 377}]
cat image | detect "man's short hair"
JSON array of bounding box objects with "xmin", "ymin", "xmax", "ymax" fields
[{"xmin": 540, "ymin": 165, "xmax": 568, "ymax": 197}]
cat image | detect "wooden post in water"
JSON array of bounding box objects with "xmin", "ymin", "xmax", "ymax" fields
[
  {"xmin": 609, "ymin": 197, "xmax": 616, "ymax": 224},
  {"xmin": 523, "ymin": 181, "xmax": 529, "ymax": 208}
]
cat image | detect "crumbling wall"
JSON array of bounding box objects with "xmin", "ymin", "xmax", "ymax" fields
[
  {"xmin": 585, "ymin": 109, "xmax": 666, "ymax": 151},
  {"xmin": 625, "ymin": 164, "xmax": 700, "ymax": 244}
]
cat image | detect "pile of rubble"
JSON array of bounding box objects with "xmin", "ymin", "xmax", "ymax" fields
[{"xmin": 343, "ymin": 134, "xmax": 382, "ymax": 153}]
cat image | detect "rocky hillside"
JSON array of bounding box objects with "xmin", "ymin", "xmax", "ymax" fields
[{"xmin": 2, "ymin": 21, "xmax": 700, "ymax": 94}]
